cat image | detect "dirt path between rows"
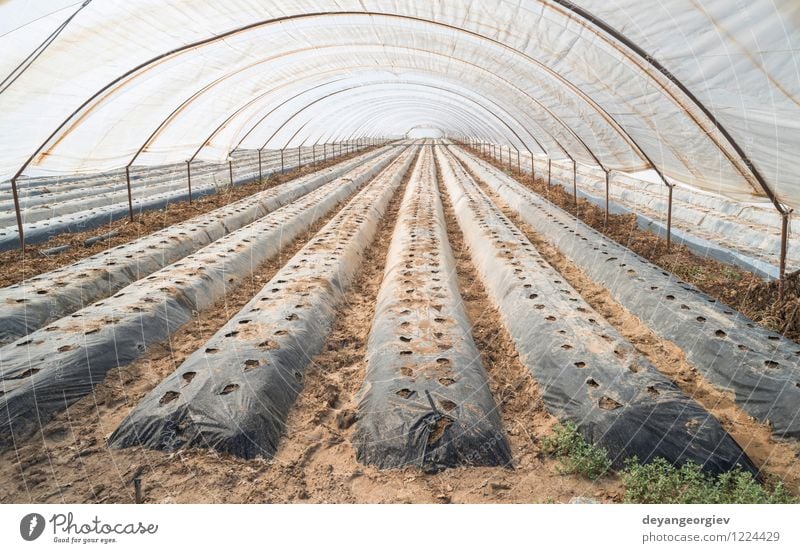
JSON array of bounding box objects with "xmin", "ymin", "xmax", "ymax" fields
[
  {"xmin": 0, "ymin": 149, "xmax": 376, "ymax": 288},
  {"xmin": 468, "ymin": 147, "xmax": 800, "ymax": 343},
  {"xmin": 472, "ymin": 176, "xmax": 800, "ymax": 494},
  {"xmin": 0, "ymin": 181, "xmax": 371, "ymax": 503},
  {"xmin": 1, "ymin": 147, "xmax": 627, "ymax": 503},
  {"xmin": 435, "ymin": 157, "xmax": 624, "ymax": 503}
]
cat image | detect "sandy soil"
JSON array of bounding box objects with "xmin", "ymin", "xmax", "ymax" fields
[
  {"xmin": 0, "ymin": 149, "xmax": 375, "ymax": 288},
  {"xmin": 0, "ymin": 182, "xmax": 365, "ymax": 503},
  {"xmin": 0, "ymin": 149, "xmax": 626, "ymax": 504},
  {"xmin": 468, "ymin": 148, "xmax": 800, "ymax": 343},
  {"xmin": 2, "ymin": 145, "xmax": 795, "ymax": 504},
  {"xmin": 474, "ymin": 177, "xmax": 800, "ymax": 494}
]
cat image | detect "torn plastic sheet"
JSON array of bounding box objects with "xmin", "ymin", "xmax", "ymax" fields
[
  {"xmin": 107, "ymin": 146, "xmax": 418, "ymax": 459},
  {"xmin": 453, "ymin": 147, "xmax": 800, "ymax": 441},
  {"xmin": 353, "ymin": 145, "xmax": 511, "ymax": 472},
  {"xmin": 0, "ymin": 146, "xmax": 390, "ymax": 346},
  {"xmin": 0, "ymin": 146, "xmax": 404, "ymax": 449},
  {"xmin": 438, "ymin": 146, "xmax": 756, "ymax": 475}
]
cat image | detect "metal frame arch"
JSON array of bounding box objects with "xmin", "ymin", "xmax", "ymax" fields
[
  {"xmin": 300, "ymin": 101, "xmax": 499, "ymax": 151},
  {"xmin": 10, "ymin": 11, "xmax": 661, "ymax": 181},
  {"xmin": 246, "ymin": 83, "xmax": 537, "ymax": 156},
  {"xmin": 3, "ymin": 6, "xmax": 785, "ymax": 264}
]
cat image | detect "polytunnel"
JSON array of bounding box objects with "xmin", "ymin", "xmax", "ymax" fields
[{"xmin": 1, "ymin": 0, "xmax": 799, "ymax": 505}]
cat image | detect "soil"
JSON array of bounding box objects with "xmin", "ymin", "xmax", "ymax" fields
[
  {"xmin": 0, "ymin": 148, "xmax": 625, "ymax": 504},
  {"xmin": 1, "ymin": 145, "xmax": 795, "ymax": 504},
  {"xmin": 473, "ymin": 174, "xmax": 800, "ymax": 495},
  {"xmin": 468, "ymin": 148, "xmax": 800, "ymax": 343},
  {"xmin": 0, "ymin": 149, "xmax": 376, "ymax": 288},
  {"xmin": 0, "ymin": 174, "xmax": 368, "ymax": 504}
]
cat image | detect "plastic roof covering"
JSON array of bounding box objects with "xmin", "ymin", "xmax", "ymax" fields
[{"xmin": 0, "ymin": 1, "xmax": 798, "ymax": 210}]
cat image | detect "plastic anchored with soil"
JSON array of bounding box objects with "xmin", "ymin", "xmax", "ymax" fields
[
  {"xmin": 0, "ymin": 146, "xmax": 405, "ymax": 449},
  {"xmin": 353, "ymin": 145, "xmax": 511, "ymax": 472},
  {"xmin": 0, "ymin": 146, "xmax": 343, "ymax": 251},
  {"xmin": 0, "ymin": 147, "xmax": 389, "ymax": 346},
  {"xmin": 437, "ymin": 146, "xmax": 756, "ymax": 475},
  {"xmin": 452, "ymin": 146, "xmax": 800, "ymax": 441},
  {"xmin": 108, "ymin": 147, "xmax": 419, "ymax": 459}
]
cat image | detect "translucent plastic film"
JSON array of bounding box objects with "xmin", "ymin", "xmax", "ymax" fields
[{"xmin": 0, "ymin": 1, "xmax": 797, "ymax": 208}]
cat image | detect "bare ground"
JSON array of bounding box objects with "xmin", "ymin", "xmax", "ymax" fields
[
  {"xmin": 0, "ymin": 150, "xmax": 625, "ymax": 504},
  {"xmin": 0, "ymin": 149, "xmax": 375, "ymax": 288},
  {"xmin": 2, "ymin": 146, "xmax": 795, "ymax": 504},
  {"xmin": 0, "ymin": 178, "xmax": 368, "ymax": 503},
  {"xmin": 474, "ymin": 177, "xmax": 800, "ymax": 495}
]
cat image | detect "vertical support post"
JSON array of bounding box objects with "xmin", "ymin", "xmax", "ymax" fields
[
  {"xmin": 572, "ymin": 160, "xmax": 578, "ymax": 208},
  {"xmin": 228, "ymin": 156, "xmax": 234, "ymax": 187},
  {"xmin": 186, "ymin": 160, "xmax": 193, "ymax": 204},
  {"xmin": 133, "ymin": 475, "xmax": 143, "ymax": 504},
  {"xmin": 666, "ymin": 183, "xmax": 674, "ymax": 252},
  {"xmin": 125, "ymin": 166, "xmax": 134, "ymax": 222},
  {"xmin": 312, "ymin": 144, "xmax": 316, "ymax": 166},
  {"xmin": 516, "ymin": 149, "xmax": 520, "ymax": 174},
  {"xmin": 10, "ymin": 178, "xmax": 24, "ymax": 249},
  {"xmin": 257, "ymin": 149, "xmax": 263, "ymax": 183},
  {"xmin": 604, "ymin": 170, "xmax": 610, "ymax": 227},
  {"xmin": 323, "ymin": 143, "xmax": 327, "ymax": 162},
  {"xmin": 547, "ymin": 159, "xmax": 552, "ymax": 187},
  {"xmin": 297, "ymin": 146, "xmax": 301, "ymax": 170},
  {"xmin": 280, "ymin": 149, "xmax": 285, "ymax": 174},
  {"xmin": 779, "ymin": 210, "xmax": 790, "ymax": 302}
]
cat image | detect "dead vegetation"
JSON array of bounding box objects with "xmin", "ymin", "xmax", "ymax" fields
[{"xmin": 469, "ymin": 148, "xmax": 800, "ymax": 342}]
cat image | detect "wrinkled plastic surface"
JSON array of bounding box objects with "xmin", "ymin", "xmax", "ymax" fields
[
  {"xmin": 453, "ymin": 147, "xmax": 800, "ymax": 441},
  {"xmin": 0, "ymin": 145, "xmax": 350, "ymax": 250},
  {"xmin": 0, "ymin": 146, "xmax": 388, "ymax": 346},
  {"xmin": 1, "ymin": 1, "xmax": 797, "ymax": 210},
  {"xmin": 456, "ymin": 147, "xmax": 800, "ymax": 441},
  {"xmin": 353, "ymin": 145, "xmax": 511, "ymax": 471},
  {"xmin": 108, "ymin": 147, "xmax": 418, "ymax": 458},
  {"xmin": 514, "ymin": 151, "xmax": 796, "ymax": 276},
  {"xmin": 0, "ymin": 146, "xmax": 404, "ymax": 449},
  {"xmin": 437, "ymin": 146, "xmax": 756, "ymax": 475}
]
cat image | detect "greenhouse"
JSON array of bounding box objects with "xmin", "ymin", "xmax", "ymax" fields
[{"xmin": 0, "ymin": 0, "xmax": 798, "ymax": 508}]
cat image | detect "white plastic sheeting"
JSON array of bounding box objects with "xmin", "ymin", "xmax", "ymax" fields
[{"xmin": 0, "ymin": 1, "xmax": 797, "ymax": 210}]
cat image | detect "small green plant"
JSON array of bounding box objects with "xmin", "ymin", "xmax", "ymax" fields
[
  {"xmin": 541, "ymin": 424, "xmax": 797, "ymax": 502},
  {"xmin": 541, "ymin": 422, "xmax": 612, "ymax": 479},
  {"xmin": 621, "ymin": 457, "xmax": 796, "ymax": 504},
  {"xmin": 719, "ymin": 266, "xmax": 743, "ymax": 281}
]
